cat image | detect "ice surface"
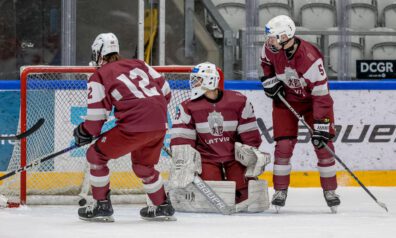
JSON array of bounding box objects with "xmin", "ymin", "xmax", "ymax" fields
[{"xmin": 0, "ymin": 187, "xmax": 395, "ymax": 238}]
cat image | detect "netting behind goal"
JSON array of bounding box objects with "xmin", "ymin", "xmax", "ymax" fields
[{"xmin": 0, "ymin": 65, "xmax": 224, "ymax": 206}]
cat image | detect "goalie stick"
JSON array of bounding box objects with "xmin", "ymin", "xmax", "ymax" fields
[
  {"xmin": 0, "ymin": 118, "xmax": 45, "ymax": 140},
  {"xmin": 277, "ymin": 94, "xmax": 388, "ymax": 212}
]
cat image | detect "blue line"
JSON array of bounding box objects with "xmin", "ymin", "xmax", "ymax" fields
[
  {"xmin": 224, "ymin": 80, "xmax": 396, "ymax": 90},
  {"xmin": 1, "ymin": 79, "xmax": 396, "ymax": 90}
]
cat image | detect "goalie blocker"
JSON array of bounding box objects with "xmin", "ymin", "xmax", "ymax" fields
[{"xmin": 168, "ymin": 144, "xmax": 270, "ymax": 213}]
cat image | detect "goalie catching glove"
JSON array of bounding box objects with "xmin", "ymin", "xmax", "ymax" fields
[
  {"xmin": 235, "ymin": 142, "xmax": 271, "ymax": 177},
  {"xmin": 169, "ymin": 145, "xmax": 202, "ymax": 189}
]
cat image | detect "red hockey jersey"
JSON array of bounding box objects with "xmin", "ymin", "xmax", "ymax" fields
[
  {"xmin": 82, "ymin": 59, "xmax": 171, "ymax": 136},
  {"xmin": 260, "ymin": 37, "xmax": 333, "ymax": 121},
  {"xmin": 170, "ymin": 90, "xmax": 261, "ymax": 163}
]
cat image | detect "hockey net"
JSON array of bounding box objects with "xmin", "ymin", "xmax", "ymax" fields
[{"xmin": 0, "ymin": 65, "xmax": 224, "ymax": 206}]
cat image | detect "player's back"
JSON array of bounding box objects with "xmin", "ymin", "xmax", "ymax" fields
[{"xmin": 93, "ymin": 58, "xmax": 168, "ymax": 133}]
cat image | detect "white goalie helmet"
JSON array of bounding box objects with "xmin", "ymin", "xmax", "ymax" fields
[
  {"xmin": 189, "ymin": 62, "xmax": 220, "ymax": 100},
  {"xmin": 264, "ymin": 15, "xmax": 296, "ymax": 48},
  {"xmin": 90, "ymin": 33, "xmax": 119, "ymax": 66}
]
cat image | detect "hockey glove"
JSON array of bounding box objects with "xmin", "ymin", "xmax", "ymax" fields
[
  {"xmin": 73, "ymin": 124, "xmax": 93, "ymax": 147},
  {"xmin": 261, "ymin": 76, "xmax": 284, "ymax": 99},
  {"xmin": 311, "ymin": 120, "xmax": 332, "ymax": 149}
]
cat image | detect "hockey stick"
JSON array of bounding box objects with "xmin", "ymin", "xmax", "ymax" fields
[
  {"xmin": 0, "ymin": 118, "xmax": 45, "ymax": 140},
  {"xmin": 0, "ymin": 133, "xmax": 103, "ymax": 182},
  {"xmin": 161, "ymin": 146, "xmax": 235, "ymax": 215},
  {"xmin": 276, "ymin": 94, "xmax": 388, "ymax": 212},
  {"xmin": 0, "ymin": 143, "xmax": 79, "ymax": 181}
]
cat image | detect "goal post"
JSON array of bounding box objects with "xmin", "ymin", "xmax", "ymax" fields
[{"xmin": 0, "ymin": 65, "xmax": 224, "ymax": 206}]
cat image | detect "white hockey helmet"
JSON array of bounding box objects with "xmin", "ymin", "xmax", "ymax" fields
[
  {"xmin": 189, "ymin": 62, "xmax": 220, "ymax": 100},
  {"xmin": 90, "ymin": 33, "xmax": 119, "ymax": 66},
  {"xmin": 264, "ymin": 15, "xmax": 296, "ymax": 45}
]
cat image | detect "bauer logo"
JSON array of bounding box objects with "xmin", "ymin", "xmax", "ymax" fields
[
  {"xmin": 69, "ymin": 106, "xmax": 116, "ymax": 157},
  {"xmin": 257, "ymin": 118, "xmax": 396, "ymax": 144}
]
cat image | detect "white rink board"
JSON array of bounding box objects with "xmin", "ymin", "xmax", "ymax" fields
[
  {"xmin": 244, "ymin": 90, "xmax": 396, "ymax": 171},
  {"xmin": 53, "ymin": 89, "xmax": 396, "ymax": 172}
]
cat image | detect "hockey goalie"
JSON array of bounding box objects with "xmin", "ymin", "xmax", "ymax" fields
[{"xmin": 168, "ymin": 62, "xmax": 271, "ymax": 213}]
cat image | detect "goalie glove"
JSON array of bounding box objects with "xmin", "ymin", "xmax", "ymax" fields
[
  {"xmin": 169, "ymin": 145, "xmax": 202, "ymax": 189},
  {"xmin": 235, "ymin": 142, "xmax": 271, "ymax": 177}
]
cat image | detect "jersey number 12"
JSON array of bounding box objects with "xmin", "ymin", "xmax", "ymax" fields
[{"xmin": 116, "ymin": 68, "xmax": 160, "ymax": 98}]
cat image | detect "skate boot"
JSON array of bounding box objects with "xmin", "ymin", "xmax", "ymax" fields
[
  {"xmin": 78, "ymin": 191, "xmax": 114, "ymax": 222},
  {"xmin": 271, "ymin": 189, "xmax": 288, "ymax": 213},
  {"xmin": 140, "ymin": 198, "xmax": 176, "ymax": 221},
  {"xmin": 323, "ymin": 190, "xmax": 340, "ymax": 213}
]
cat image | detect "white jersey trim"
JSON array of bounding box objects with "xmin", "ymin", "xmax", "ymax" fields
[
  {"xmin": 237, "ymin": 121, "xmax": 258, "ymax": 134},
  {"xmin": 195, "ymin": 120, "xmax": 238, "ymax": 134},
  {"xmin": 311, "ymin": 83, "xmax": 329, "ymax": 96},
  {"xmin": 303, "ymin": 58, "xmax": 327, "ymax": 83},
  {"xmin": 241, "ymin": 100, "xmax": 255, "ymax": 119},
  {"xmin": 86, "ymin": 108, "xmax": 109, "ymax": 121},
  {"xmin": 143, "ymin": 176, "xmax": 163, "ymax": 194},
  {"xmin": 171, "ymin": 128, "xmax": 197, "ymax": 140},
  {"xmin": 89, "ymin": 174, "xmax": 110, "ymax": 187},
  {"xmin": 87, "ymin": 82, "xmax": 106, "ymax": 104}
]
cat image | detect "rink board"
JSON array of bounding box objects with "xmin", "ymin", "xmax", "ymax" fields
[{"xmin": 0, "ymin": 80, "xmax": 395, "ymax": 187}]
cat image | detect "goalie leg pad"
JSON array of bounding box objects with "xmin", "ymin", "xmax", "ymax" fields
[
  {"xmin": 236, "ymin": 180, "xmax": 270, "ymax": 213},
  {"xmin": 169, "ymin": 181, "xmax": 235, "ymax": 213}
]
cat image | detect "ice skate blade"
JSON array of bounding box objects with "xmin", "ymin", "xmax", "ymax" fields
[
  {"xmin": 274, "ymin": 206, "xmax": 282, "ymax": 213},
  {"xmin": 79, "ymin": 215, "xmax": 115, "ymax": 222},
  {"xmin": 330, "ymin": 206, "xmax": 338, "ymax": 214},
  {"xmin": 141, "ymin": 215, "xmax": 177, "ymax": 221}
]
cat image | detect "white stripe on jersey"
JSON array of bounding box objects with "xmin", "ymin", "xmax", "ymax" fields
[
  {"xmin": 111, "ymin": 89, "xmax": 123, "ymax": 101},
  {"xmin": 318, "ymin": 164, "xmax": 336, "ymax": 178},
  {"xmin": 171, "ymin": 128, "xmax": 197, "ymax": 140},
  {"xmin": 241, "ymin": 100, "xmax": 255, "ymax": 119},
  {"xmin": 161, "ymin": 81, "xmax": 171, "ymax": 96},
  {"xmin": 86, "ymin": 108, "xmax": 109, "ymax": 121},
  {"xmin": 303, "ymin": 58, "xmax": 327, "ymax": 83},
  {"xmin": 195, "ymin": 120, "xmax": 238, "ymax": 134},
  {"xmin": 311, "ymin": 83, "xmax": 329, "ymax": 96},
  {"xmin": 87, "ymin": 82, "xmax": 106, "ymax": 104},
  {"xmin": 145, "ymin": 62, "xmax": 162, "ymax": 79},
  {"xmin": 143, "ymin": 176, "xmax": 163, "ymax": 194},
  {"xmin": 237, "ymin": 121, "xmax": 258, "ymax": 134},
  {"xmin": 89, "ymin": 174, "xmax": 110, "ymax": 187}
]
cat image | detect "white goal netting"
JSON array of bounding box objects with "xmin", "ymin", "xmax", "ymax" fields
[{"xmin": 0, "ymin": 65, "xmax": 223, "ymax": 206}]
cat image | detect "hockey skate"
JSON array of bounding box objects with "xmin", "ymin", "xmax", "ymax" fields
[
  {"xmin": 271, "ymin": 190, "xmax": 288, "ymax": 213},
  {"xmin": 323, "ymin": 190, "xmax": 340, "ymax": 213},
  {"xmin": 140, "ymin": 198, "xmax": 176, "ymax": 221},
  {"xmin": 78, "ymin": 192, "xmax": 114, "ymax": 222}
]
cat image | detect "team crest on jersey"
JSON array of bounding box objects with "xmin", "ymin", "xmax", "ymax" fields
[
  {"xmin": 208, "ymin": 111, "xmax": 224, "ymax": 136},
  {"xmin": 284, "ymin": 67, "xmax": 305, "ymax": 88}
]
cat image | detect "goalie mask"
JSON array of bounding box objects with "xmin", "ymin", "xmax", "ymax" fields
[
  {"xmin": 189, "ymin": 62, "xmax": 220, "ymax": 100},
  {"xmin": 90, "ymin": 33, "xmax": 119, "ymax": 67},
  {"xmin": 264, "ymin": 15, "xmax": 296, "ymax": 52}
]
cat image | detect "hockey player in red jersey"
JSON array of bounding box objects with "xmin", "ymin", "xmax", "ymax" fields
[
  {"xmin": 169, "ymin": 62, "xmax": 271, "ymax": 213},
  {"xmin": 73, "ymin": 33, "xmax": 175, "ymax": 222},
  {"xmin": 260, "ymin": 15, "xmax": 340, "ymax": 212}
]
